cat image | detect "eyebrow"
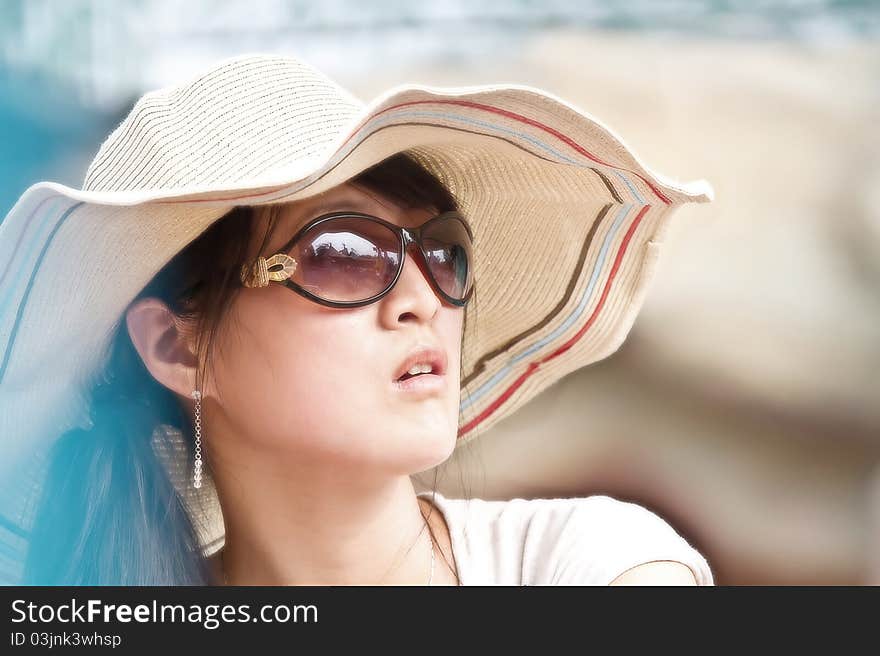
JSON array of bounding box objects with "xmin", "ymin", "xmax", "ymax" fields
[
  {"xmin": 260, "ymin": 196, "xmax": 373, "ymax": 252},
  {"xmin": 283, "ymin": 195, "xmax": 435, "ymax": 235},
  {"xmin": 264, "ymin": 195, "xmax": 465, "ymax": 254},
  {"xmin": 298, "ymin": 196, "xmax": 383, "ymax": 222}
]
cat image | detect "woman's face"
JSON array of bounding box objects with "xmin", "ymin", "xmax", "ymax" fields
[{"xmin": 204, "ymin": 182, "xmax": 465, "ymax": 475}]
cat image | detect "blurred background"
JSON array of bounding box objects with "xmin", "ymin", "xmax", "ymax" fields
[{"xmin": 2, "ymin": 0, "xmax": 879, "ymax": 585}]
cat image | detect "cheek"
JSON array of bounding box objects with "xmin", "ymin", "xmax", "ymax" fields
[
  {"xmin": 210, "ymin": 292, "xmax": 465, "ymax": 457},
  {"xmin": 209, "ymin": 294, "xmax": 390, "ymax": 450}
]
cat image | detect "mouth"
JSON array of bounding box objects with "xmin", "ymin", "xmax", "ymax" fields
[
  {"xmin": 392, "ymin": 345, "xmax": 448, "ymax": 382},
  {"xmin": 392, "ymin": 370, "xmax": 447, "ymax": 396},
  {"xmin": 395, "ymin": 368, "xmax": 440, "ymax": 382},
  {"xmin": 392, "ymin": 345, "xmax": 448, "ymax": 396}
]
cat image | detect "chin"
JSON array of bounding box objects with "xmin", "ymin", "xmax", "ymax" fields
[{"xmin": 398, "ymin": 428, "xmax": 457, "ymax": 472}]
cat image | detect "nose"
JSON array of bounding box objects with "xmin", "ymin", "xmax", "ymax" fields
[
  {"xmin": 381, "ymin": 241, "xmax": 443, "ymax": 320},
  {"xmin": 403, "ymin": 240, "xmax": 443, "ymax": 298}
]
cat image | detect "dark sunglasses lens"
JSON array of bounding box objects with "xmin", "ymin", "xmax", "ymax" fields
[
  {"xmin": 421, "ymin": 216, "xmax": 474, "ymax": 301},
  {"xmin": 289, "ymin": 217, "xmax": 399, "ymax": 302}
]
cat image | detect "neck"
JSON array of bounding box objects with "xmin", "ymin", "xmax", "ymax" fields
[
  {"xmin": 221, "ymin": 519, "xmax": 435, "ymax": 586},
  {"xmin": 211, "ymin": 466, "xmax": 437, "ymax": 585}
]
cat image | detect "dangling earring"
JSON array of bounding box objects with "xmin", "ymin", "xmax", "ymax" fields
[{"xmin": 191, "ymin": 390, "xmax": 203, "ymax": 489}]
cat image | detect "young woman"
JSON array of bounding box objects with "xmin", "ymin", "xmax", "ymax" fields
[{"xmin": 0, "ymin": 53, "xmax": 715, "ymax": 586}]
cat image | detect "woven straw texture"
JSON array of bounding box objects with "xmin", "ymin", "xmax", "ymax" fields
[{"xmin": 0, "ymin": 53, "xmax": 713, "ymax": 575}]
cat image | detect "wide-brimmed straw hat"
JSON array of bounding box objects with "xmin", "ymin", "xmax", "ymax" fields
[{"xmin": 0, "ymin": 52, "xmax": 713, "ymax": 578}]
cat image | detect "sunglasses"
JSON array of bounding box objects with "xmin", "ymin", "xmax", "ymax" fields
[{"xmin": 239, "ymin": 210, "xmax": 475, "ymax": 308}]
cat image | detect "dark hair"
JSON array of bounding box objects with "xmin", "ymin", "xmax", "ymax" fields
[{"xmin": 21, "ymin": 151, "xmax": 477, "ymax": 585}]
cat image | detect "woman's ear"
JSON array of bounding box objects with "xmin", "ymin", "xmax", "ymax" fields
[{"xmin": 125, "ymin": 298, "xmax": 199, "ymax": 397}]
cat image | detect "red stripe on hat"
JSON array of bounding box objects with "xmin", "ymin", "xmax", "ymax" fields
[
  {"xmin": 458, "ymin": 204, "xmax": 652, "ymax": 438},
  {"xmin": 357, "ymin": 99, "xmax": 673, "ymax": 205}
]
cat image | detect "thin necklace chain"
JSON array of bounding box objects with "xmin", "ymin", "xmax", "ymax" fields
[
  {"xmin": 427, "ymin": 527, "xmax": 436, "ymax": 585},
  {"xmin": 222, "ymin": 524, "xmax": 435, "ymax": 586}
]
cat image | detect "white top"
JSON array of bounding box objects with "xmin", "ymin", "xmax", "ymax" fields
[{"xmin": 417, "ymin": 490, "xmax": 713, "ymax": 585}]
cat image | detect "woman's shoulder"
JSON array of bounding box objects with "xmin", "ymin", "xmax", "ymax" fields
[
  {"xmin": 550, "ymin": 494, "xmax": 714, "ymax": 585},
  {"xmin": 420, "ymin": 490, "xmax": 713, "ymax": 586}
]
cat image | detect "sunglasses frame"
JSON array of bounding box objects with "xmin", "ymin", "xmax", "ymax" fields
[{"xmin": 239, "ymin": 209, "xmax": 475, "ymax": 308}]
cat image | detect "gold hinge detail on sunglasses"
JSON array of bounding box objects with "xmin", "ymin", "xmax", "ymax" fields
[{"xmin": 240, "ymin": 253, "xmax": 298, "ymax": 288}]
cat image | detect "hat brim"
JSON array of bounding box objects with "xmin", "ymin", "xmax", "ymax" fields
[{"xmin": 0, "ymin": 79, "xmax": 713, "ymax": 577}]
